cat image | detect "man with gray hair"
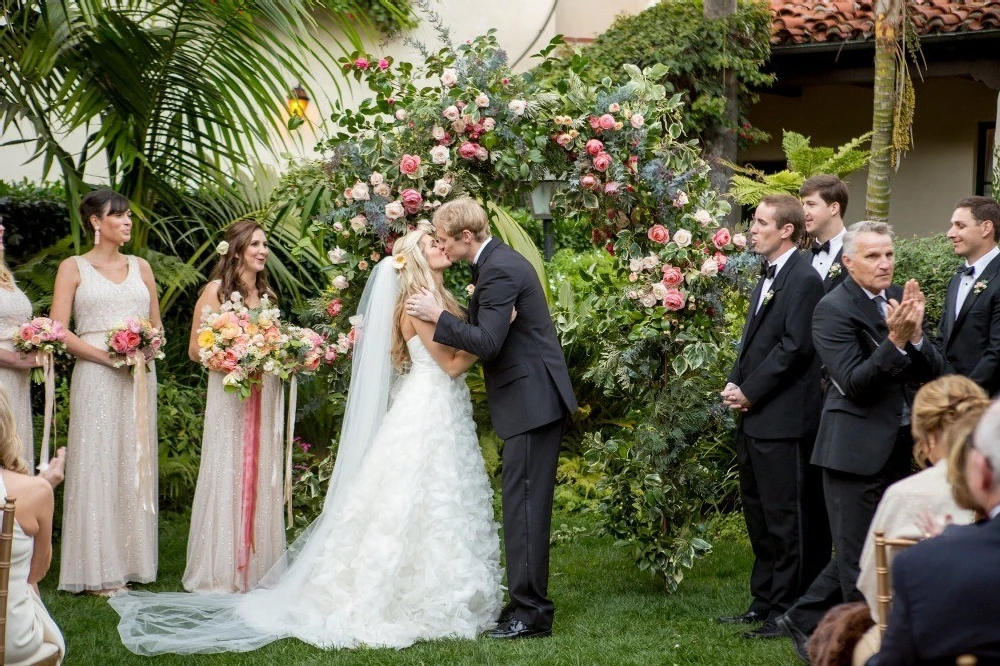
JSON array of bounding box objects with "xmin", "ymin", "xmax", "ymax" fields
[
  {"xmin": 868, "ymin": 401, "xmax": 1000, "ymax": 664},
  {"xmin": 776, "ymin": 221, "xmax": 944, "ymax": 660}
]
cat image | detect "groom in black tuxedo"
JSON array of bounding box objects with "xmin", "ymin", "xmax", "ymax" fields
[
  {"xmin": 405, "ymin": 197, "xmax": 577, "ymax": 640},
  {"xmin": 936, "ymin": 196, "xmax": 1000, "ymax": 395},
  {"xmin": 717, "ymin": 195, "xmax": 825, "ymax": 638}
]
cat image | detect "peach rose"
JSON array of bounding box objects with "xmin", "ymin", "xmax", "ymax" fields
[
  {"xmin": 647, "ymin": 224, "xmax": 669, "ymax": 244},
  {"xmin": 592, "ymin": 152, "xmax": 612, "ymax": 172},
  {"xmin": 712, "ymin": 227, "xmax": 731, "ymax": 249},
  {"xmin": 585, "ymin": 139, "xmax": 604, "ymax": 156},
  {"xmin": 661, "ymin": 265, "xmax": 683, "ymax": 287},
  {"xmin": 399, "ymin": 154, "xmax": 421, "ymax": 176},
  {"xmin": 662, "ymin": 288, "xmax": 685, "ymax": 311},
  {"xmin": 597, "ymin": 114, "xmax": 615, "ymax": 130}
]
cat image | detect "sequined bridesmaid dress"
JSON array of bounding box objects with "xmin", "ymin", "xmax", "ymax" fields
[
  {"xmin": 58, "ymin": 255, "xmax": 158, "ymax": 592},
  {"xmin": 0, "ymin": 281, "xmax": 35, "ymax": 470},
  {"xmin": 183, "ymin": 370, "xmax": 285, "ymax": 593}
]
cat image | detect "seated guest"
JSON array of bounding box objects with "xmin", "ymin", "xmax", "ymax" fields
[
  {"xmin": 0, "ymin": 387, "xmax": 65, "ymax": 664},
  {"xmin": 867, "ymin": 398, "xmax": 1000, "ymax": 665}
]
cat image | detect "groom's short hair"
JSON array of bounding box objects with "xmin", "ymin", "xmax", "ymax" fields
[{"xmin": 435, "ymin": 197, "xmax": 490, "ymax": 241}]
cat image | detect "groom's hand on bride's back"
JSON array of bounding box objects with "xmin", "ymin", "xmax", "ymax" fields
[{"xmin": 405, "ymin": 288, "xmax": 444, "ymax": 323}]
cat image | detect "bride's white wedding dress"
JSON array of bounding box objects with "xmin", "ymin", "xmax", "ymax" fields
[{"xmin": 110, "ymin": 260, "xmax": 502, "ymax": 654}]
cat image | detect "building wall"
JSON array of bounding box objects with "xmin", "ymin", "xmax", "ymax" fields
[{"xmin": 743, "ymin": 76, "xmax": 998, "ymax": 238}]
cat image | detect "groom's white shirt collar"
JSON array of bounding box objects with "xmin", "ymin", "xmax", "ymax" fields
[{"xmin": 473, "ymin": 236, "xmax": 493, "ymax": 266}]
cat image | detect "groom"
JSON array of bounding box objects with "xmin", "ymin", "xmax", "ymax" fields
[{"xmin": 405, "ymin": 197, "xmax": 577, "ymax": 640}]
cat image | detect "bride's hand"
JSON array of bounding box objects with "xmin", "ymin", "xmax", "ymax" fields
[{"xmin": 510, "ymin": 307, "xmax": 517, "ymax": 324}]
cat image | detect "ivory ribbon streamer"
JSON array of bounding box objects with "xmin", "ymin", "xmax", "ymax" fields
[
  {"xmin": 37, "ymin": 353, "xmax": 55, "ymax": 472},
  {"xmin": 133, "ymin": 359, "xmax": 156, "ymax": 515},
  {"xmin": 237, "ymin": 384, "xmax": 263, "ymax": 592},
  {"xmin": 284, "ymin": 376, "xmax": 297, "ymax": 525}
]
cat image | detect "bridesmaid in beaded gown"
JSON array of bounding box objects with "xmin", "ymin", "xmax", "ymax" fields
[
  {"xmin": 51, "ymin": 189, "xmax": 162, "ymax": 595},
  {"xmin": 183, "ymin": 220, "xmax": 285, "ymax": 593},
  {"xmin": 0, "ymin": 243, "xmax": 41, "ymax": 469}
]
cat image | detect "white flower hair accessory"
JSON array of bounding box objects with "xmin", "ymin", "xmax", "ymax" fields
[
  {"xmin": 392, "ymin": 255, "xmax": 407, "ymax": 271},
  {"xmin": 216, "ymin": 241, "xmax": 230, "ymax": 255}
]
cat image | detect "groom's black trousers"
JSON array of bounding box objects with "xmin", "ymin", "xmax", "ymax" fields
[{"xmin": 501, "ymin": 415, "xmax": 565, "ymax": 631}]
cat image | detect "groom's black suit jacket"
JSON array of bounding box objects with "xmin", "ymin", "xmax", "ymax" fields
[
  {"xmin": 728, "ymin": 250, "xmax": 825, "ymax": 439},
  {"xmin": 934, "ymin": 253, "xmax": 1000, "ymax": 395},
  {"xmin": 434, "ymin": 239, "xmax": 577, "ymax": 440}
]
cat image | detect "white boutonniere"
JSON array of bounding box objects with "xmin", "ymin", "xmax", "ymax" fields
[
  {"xmin": 974, "ymin": 280, "xmax": 988, "ymax": 295},
  {"xmin": 762, "ymin": 290, "xmax": 774, "ymax": 307},
  {"xmin": 828, "ymin": 262, "xmax": 842, "ymax": 279},
  {"xmin": 466, "ymin": 284, "xmax": 475, "ymax": 295}
]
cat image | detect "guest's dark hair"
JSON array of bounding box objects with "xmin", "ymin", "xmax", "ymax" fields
[
  {"xmin": 79, "ymin": 189, "xmax": 130, "ymax": 238},
  {"xmin": 799, "ymin": 174, "xmax": 849, "ymax": 218},
  {"xmin": 956, "ymin": 196, "xmax": 1000, "ymax": 242},
  {"xmin": 208, "ymin": 219, "xmax": 276, "ymax": 303},
  {"xmin": 759, "ymin": 194, "xmax": 806, "ymax": 243}
]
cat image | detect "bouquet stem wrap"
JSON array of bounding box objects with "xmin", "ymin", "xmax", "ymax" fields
[
  {"xmin": 284, "ymin": 376, "xmax": 297, "ymax": 525},
  {"xmin": 237, "ymin": 384, "xmax": 263, "ymax": 591},
  {"xmin": 133, "ymin": 359, "xmax": 156, "ymax": 515},
  {"xmin": 37, "ymin": 353, "xmax": 56, "ymax": 472}
]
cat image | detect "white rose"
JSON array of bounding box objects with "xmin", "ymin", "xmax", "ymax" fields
[
  {"xmin": 433, "ymin": 179, "xmax": 452, "ymax": 197},
  {"xmin": 327, "ymin": 247, "xmax": 347, "ymax": 264},
  {"xmin": 348, "ymin": 315, "xmax": 363, "ymax": 327},
  {"xmin": 431, "ymin": 125, "xmax": 446, "ymax": 141},
  {"xmin": 336, "ymin": 333, "xmax": 350, "ymax": 354},
  {"xmin": 630, "ymin": 113, "xmax": 645, "ymax": 129},
  {"xmin": 694, "ymin": 209, "xmax": 714, "ymax": 227},
  {"xmin": 440, "ymin": 68, "xmax": 458, "ymax": 88},
  {"xmin": 733, "ymin": 233, "xmax": 747, "ymax": 250},
  {"xmin": 628, "ymin": 272, "xmax": 638, "ymax": 282},
  {"xmin": 628, "ymin": 258, "xmax": 643, "ymax": 273},
  {"xmin": 374, "ymin": 183, "xmax": 391, "ymax": 198},
  {"xmin": 385, "ymin": 201, "xmax": 405, "ymax": 220},
  {"xmin": 394, "ymin": 109, "xmax": 407, "ymax": 120},
  {"xmin": 626, "ymin": 289, "xmax": 638, "ymax": 300},
  {"xmin": 483, "ymin": 117, "xmax": 496, "ymax": 131},
  {"xmin": 332, "ymin": 275, "xmax": 349, "ymax": 290},
  {"xmin": 369, "ymin": 171, "xmax": 383, "ymax": 186},
  {"xmin": 430, "ymin": 145, "xmax": 450, "ymax": 165},
  {"xmin": 675, "ymin": 191, "xmax": 689, "ymax": 206},
  {"xmin": 673, "ymin": 228, "xmax": 692, "ymax": 248},
  {"xmin": 350, "ymin": 215, "xmax": 367, "ymax": 232},
  {"xmin": 508, "ymin": 99, "xmax": 527, "ymax": 116},
  {"xmin": 640, "ymin": 293, "xmax": 658, "ymax": 308},
  {"xmin": 700, "ymin": 257, "xmax": 719, "ymax": 277},
  {"xmin": 351, "ymin": 181, "xmax": 370, "ymax": 201},
  {"xmin": 475, "ymin": 92, "xmax": 490, "ymax": 108},
  {"xmin": 642, "ymin": 255, "xmax": 659, "ymax": 271},
  {"xmin": 651, "ymin": 282, "xmax": 668, "ymax": 300},
  {"xmin": 332, "ymin": 222, "xmax": 344, "ymax": 232},
  {"xmin": 475, "ymin": 146, "xmax": 488, "ymax": 161},
  {"xmin": 442, "ymin": 105, "xmax": 460, "ymax": 121},
  {"xmin": 451, "ymin": 119, "xmax": 467, "ymax": 134}
]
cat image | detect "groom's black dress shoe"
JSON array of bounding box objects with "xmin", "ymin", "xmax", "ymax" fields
[
  {"xmin": 743, "ymin": 620, "xmax": 783, "ymax": 639},
  {"xmin": 488, "ymin": 618, "xmax": 552, "ymax": 640},
  {"xmin": 497, "ymin": 602, "xmax": 516, "ymax": 626},
  {"xmin": 716, "ymin": 609, "xmax": 765, "ymax": 624},
  {"xmin": 776, "ymin": 614, "xmax": 811, "ymax": 663}
]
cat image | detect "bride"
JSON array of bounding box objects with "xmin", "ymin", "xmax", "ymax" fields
[{"xmin": 110, "ymin": 223, "xmax": 503, "ymax": 653}]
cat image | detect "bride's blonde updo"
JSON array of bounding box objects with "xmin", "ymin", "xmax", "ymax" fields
[
  {"xmin": 911, "ymin": 374, "xmax": 990, "ymax": 467},
  {"xmin": 0, "ymin": 387, "xmax": 29, "ymax": 474},
  {"xmin": 390, "ymin": 222, "xmax": 464, "ymax": 369}
]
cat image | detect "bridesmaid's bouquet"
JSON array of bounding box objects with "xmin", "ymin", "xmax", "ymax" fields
[
  {"xmin": 106, "ymin": 317, "xmax": 166, "ymax": 369},
  {"xmin": 12, "ymin": 317, "xmax": 68, "ymax": 383},
  {"xmin": 197, "ymin": 292, "xmax": 288, "ymax": 398}
]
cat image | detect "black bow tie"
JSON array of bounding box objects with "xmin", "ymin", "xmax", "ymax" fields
[
  {"xmin": 760, "ymin": 263, "xmax": 776, "ymax": 280},
  {"xmin": 958, "ymin": 265, "xmax": 975, "ymax": 277},
  {"xmin": 471, "ymin": 262, "xmax": 480, "ymax": 284},
  {"xmin": 811, "ymin": 240, "xmax": 831, "ymax": 255}
]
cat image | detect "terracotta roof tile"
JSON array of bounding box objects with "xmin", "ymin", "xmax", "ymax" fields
[{"xmin": 770, "ymin": 0, "xmax": 1000, "ymax": 46}]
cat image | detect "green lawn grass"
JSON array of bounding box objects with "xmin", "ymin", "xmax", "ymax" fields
[{"xmin": 41, "ymin": 512, "xmax": 802, "ymax": 665}]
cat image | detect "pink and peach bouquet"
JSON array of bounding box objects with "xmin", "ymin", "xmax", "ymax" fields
[
  {"xmin": 106, "ymin": 318, "xmax": 165, "ymax": 370},
  {"xmin": 12, "ymin": 317, "xmax": 68, "ymax": 383},
  {"xmin": 282, "ymin": 325, "xmax": 334, "ymax": 375}
]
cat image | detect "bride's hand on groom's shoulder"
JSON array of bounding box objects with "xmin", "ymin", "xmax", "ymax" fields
[
  {"xmin": 405, "ymin": 288, "xmax": 444, "ymax": 323},
  {"xmin": 510, "ymin": 307, "xmax": 517, "ymax": 323}
]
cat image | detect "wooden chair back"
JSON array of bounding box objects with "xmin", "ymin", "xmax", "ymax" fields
[
  {"xmin": 873, "ymin": 529, "xmax": 917, "ymax": 637},
  {"xmin": 0, "ymin": 497, "xmax": 16, "ymax": 664}
]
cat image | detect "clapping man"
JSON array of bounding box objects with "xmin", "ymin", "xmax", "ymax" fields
[
  {"xmin": 937, "ymin": 196, "xmax": 1000, "ymax": 394},
  {"xmin": 717, "ymin": 195, "xmax": 825, "ymax": 639},
  {"xmin": 776, "ymin": 221, "xmax": 943, "ymax": 660}
]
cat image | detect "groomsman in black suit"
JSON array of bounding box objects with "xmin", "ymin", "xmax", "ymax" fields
[
  {"xmin": 869, "ymin": 400, "xmax": 1000, "ymax": 665},
  {"xmin": 936, "ymin": 196, "xmax": 1000, "ymax": 395},
  {"xmin": 776, "ymin": 221, "xmax": 943, "ymax": 660},
  {"xmin": 716, "ymin": 195, "xmax": 825, "ymax": 639},
  {"xmin": 801, "ymin": 174, "xmax": 849, "ymax": 292}
]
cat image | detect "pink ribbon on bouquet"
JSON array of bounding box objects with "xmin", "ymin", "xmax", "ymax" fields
[
  {"xmin": 132, "ymin": 358, "xmax": 156, "ymax": 515},
  {"xmin": 284, "ymin": 376, "xmax": 297, "ymax": 525},
  {"xmin": 237, "ymin": 384, "xmax": 263, "ymax": 592},
  {"xmin": 36, "ymin": 353, "xmax": 56, "ymax": 473}
]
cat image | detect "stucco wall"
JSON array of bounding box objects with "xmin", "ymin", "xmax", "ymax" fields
[{"xmin": 743, "ymin": 76, "xmax": 998, "ymax": 238}]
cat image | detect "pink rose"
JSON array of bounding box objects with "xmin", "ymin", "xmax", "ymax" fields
[
  {"xmin": 597, "ymin": 114, "xmax": 615, "ymax": 130},
  {"xmin": 585, "ymin": 139, "xmax": 604, "ymax": 156},
  {"xmin": 399, "ymin": 154, "xmax": 421, "ymax": 176},
  {"xmin": 458, "ymin": 142, "xmax": 479, "ymax": 160},
  {"xmin": 111, "ymin": 330, "xmax": 131, "ymax": 353},
  {"xmin": 661, "ymin": 265, "xmax": 683, "ymax": 288},
  {"xmin": 647, "ymin": 224, "xmax": 669, "ymax": 244},
  {"xmin": 580, "ymin": 174, "xmax": 600, "ymax": 191},
  {"xmin": 592, "ymin": 151, "xmax": 612, "ymax": 172},
  {"xmin": 19, "ymin": 326, "xmax": 32, "ymax": 341},
  {"xmin": 712, "ymin": 227, "xmax": 731, "ymax": 249},
  {"xmin": 588, "ymin": 116, "xmax": 601, "ymax": 130},
  {"xmin": 125, "ymin": 331, "xmax": 141, "ymax": 350},
  {"xmin": 555, "ymin": 133, "xmax": 573, "ymax": 148},
  {"xmin": 400, "ymin": 188, "xmax": 423, "ymax": 214},
  {"xmin": 354, "ymin": 57, "xmax": 369, "ymax": 70},
  {"xmin": 662, "ymin": 288, "xmax": 685, "ymax": 311},
  {"xmin": 482, "ymin": 117, "xmax": 496, "ymax": 131},
  {"xmin": 732, "ymin": 233, "xmax": 747, "ymax": 250},
  {"xmin": 475, "ymin": 145, "xmax": 489, "ymax": 161},
  {"xmin": 604, "ymin": 181, "xmax": 620, "ymax": 195},
  {"xmin": 714, "ymin": 251, "xmax": 728, "ymax": 271},
  {"xmin": 377, "ymin": 58, "xmax": 390, "ymax": 70},
  {"xmin": 630, "ymin": 114, "xmax": 645, "ymax": 129}
]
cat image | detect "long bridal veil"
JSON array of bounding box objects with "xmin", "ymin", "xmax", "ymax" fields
[{"xmin": 110, "ymin": 259, "xmax": 400, "ymax": 655}]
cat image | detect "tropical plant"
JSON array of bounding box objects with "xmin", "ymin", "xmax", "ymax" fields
[{"xmin": 728, "ymin": 131, "xmax": 875, "ymax": 207}]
